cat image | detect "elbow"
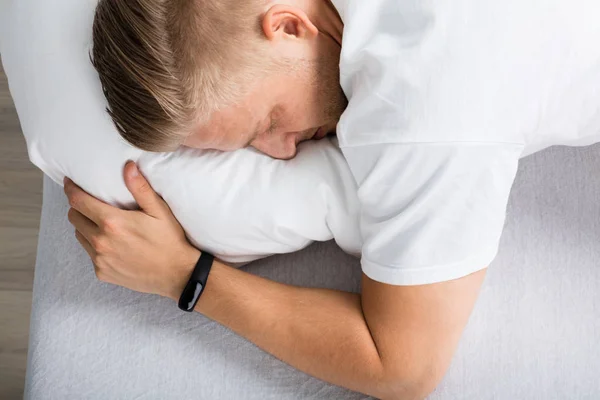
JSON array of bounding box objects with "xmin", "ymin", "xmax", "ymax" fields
[{"xmin": 372, "ymin": 361, "xmax": 447, "ymax": 400}]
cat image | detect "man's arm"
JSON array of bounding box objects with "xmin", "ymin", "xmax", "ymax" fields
[
  {"xmin": 64, "ymin": 162, "xmax": 486, "ymax": 400},
  {"xmin": 181, "ymin": 258, "xmax": 486, "ymax": 400}
]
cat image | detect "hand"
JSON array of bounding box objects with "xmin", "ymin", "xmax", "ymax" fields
[{"xmin": 64, "ymin": 161, "xmax": 200, "ymax": 299}]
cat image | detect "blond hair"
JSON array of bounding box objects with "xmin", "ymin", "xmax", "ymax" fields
[{"xmin": 92, "ymin": 0, "xmax": 268, "ymax": 152}]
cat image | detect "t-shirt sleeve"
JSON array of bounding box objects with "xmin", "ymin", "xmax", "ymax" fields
[{"xmin": 342, "ymin": 142, "xmax": 524, "ymax": 285}]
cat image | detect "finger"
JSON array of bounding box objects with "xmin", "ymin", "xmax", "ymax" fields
[
  {"xmin": 67, "ymin": 208, "xmax": 100, "ymax": 242},
  {"xmin": 64, "ymin": 177, "xmax": 114, "ymax": 225},
  {"xmin": 123, "ymin": 161, "xmax": 167, "ymax": 218},
  {"xmin": 75, "ymin": 230, "xmax": 96, "ymax": 259}
]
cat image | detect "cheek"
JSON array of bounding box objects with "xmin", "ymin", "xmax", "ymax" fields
[
  {"xmin": 303, "ymin": 90, "xmax": 330, "ymax": 127},
  {"xmin": 283, "ymin": 98, "xmax": 318, "ymax": 130}
]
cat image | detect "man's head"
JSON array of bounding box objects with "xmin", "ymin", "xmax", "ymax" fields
[{"xmin": 92, "ymin": 0, "xmax": 346, "ymax": 159}]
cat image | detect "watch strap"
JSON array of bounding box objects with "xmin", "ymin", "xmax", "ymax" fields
[{"xmin": 178, "ymin": 252, "xmax": 214, "ymax": 312}]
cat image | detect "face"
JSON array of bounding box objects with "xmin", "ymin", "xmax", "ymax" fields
[
  {"xmin": 185, "ymin": 60, "xmax": 346, "ymax": 159},
  {"xmin": 183, "ymin": 4, "xmax": 347, "ymax": 160}
]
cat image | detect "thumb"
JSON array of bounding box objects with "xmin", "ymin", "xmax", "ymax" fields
[{"xmin": 124, "ymin": 161, "xmax": 167, "ymax": 217}]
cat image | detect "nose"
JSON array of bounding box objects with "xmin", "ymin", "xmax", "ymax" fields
[
  {"xmin": 274, "ymin": 147, "xmax": 298, "ymax": 160},
  {"xmin": 252, "ymin": 132, "xmax": 299, "ymax": 160},
  {"xmin": 270, "ymin": 137, "xmax": 298, "ymax": 160}
]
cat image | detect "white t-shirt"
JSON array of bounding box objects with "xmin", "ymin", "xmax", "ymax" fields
[{"xmin": 331, "ymin": 0, "xmax": 600, "ymax": 285}]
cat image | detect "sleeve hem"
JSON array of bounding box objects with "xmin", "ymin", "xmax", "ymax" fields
[
  {"xmin": 361, "ymin": 250, "xmax": 497, "ymax": 286},
  {"xmin": 338, "ymin": 138, "xmax": 526, "ymax": 149}
]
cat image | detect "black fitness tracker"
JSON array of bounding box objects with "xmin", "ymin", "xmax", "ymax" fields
[{"xmin": 178, "ymin": 252, "xmax": 214, "ymax": 312}]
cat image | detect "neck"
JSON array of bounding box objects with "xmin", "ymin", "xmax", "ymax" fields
[{"xmin": 308, "ymin": 0, "xmax": 344, "ymax": 46}]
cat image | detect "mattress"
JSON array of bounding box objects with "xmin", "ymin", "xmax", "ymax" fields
[{"xmin": 24, "ymin": 143, "xmax": 600, "ymax": 399}]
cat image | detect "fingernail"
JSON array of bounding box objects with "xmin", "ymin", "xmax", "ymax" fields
[{"xmin": 129, "ymin": 163, "xmax": 139, "ymax": 178}]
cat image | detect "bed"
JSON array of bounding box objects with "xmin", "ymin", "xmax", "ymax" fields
[{"xmin": 23, "ymin": 143, "xmax": 600, "ymax": 399}]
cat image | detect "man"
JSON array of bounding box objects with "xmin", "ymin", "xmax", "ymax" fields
[{"xmin": 65, "ymin": 0, "xmax": 600, "ymax": 398}]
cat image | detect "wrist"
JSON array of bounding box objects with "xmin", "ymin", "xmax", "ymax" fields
[{"xmin": 165, "ymin": 247, "xmax": 202, "ymax": 301}]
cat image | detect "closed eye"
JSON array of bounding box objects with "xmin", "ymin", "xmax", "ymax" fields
[
  {"xmin": 267, "ymin": 117, "xmax": 277, "ymax": 135},
  {"xmin": 245, "ymin": 107, "xmax": 280, "ymax": 148}
]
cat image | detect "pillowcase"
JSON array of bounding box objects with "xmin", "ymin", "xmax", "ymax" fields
[{"xmin": 0, "ymin": 0, "xmax": 361, "ymax": 264}]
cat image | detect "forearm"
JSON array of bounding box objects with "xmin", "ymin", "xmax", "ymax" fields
[
  {"xmin": 65, "ymin": 166, "xmax": 461, "ymax": 399},
  {"xmin": 170, "ymin": 259, "xmax": 412, "ymax": 399}
]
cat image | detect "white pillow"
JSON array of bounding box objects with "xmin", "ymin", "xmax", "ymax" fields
[{"xmin": 0, "ymin": 0, "xmax": 361, "ymax": 264}]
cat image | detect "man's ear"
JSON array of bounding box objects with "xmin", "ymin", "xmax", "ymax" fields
[{"xmin": 262, "ymin": 4, "xmax": 318, "ymax": 41}]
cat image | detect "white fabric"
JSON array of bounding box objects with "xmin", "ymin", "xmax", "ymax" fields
[
  {"xmin": 332, "ymin": 0, "xmax": 600, "ymax": 284},
  {"xmin": 0, "ymin": 0, "xmax": 362, "ymax": 264}
]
